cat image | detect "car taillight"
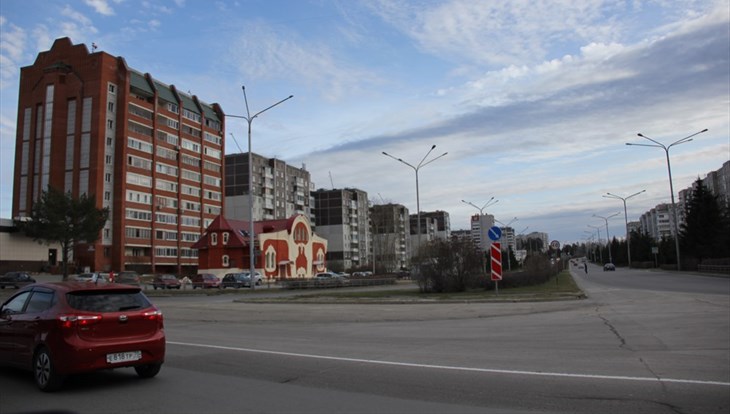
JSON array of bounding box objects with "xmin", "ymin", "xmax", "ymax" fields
[
  {"xmin": 58, "ymin": 314, "xmax": 102, "ymax": 328},
  {"xmin": 144, "ymin": 310, "xmax": 164, "ymax": 328}
]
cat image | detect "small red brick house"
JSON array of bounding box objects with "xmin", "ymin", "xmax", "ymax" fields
[{"xmin": 192, "ymin": 214, "xmax": 327, "ymax": 279}]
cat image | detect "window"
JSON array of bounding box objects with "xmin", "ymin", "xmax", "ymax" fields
[
  {"xmin": 128, "ymin": 137, "xmax": 153, "ymax": 153},
  {"xmin": 222, "ymin": 255, "xmax": 229, "ymax": 267},
  {"xmin": 211, "ymin": 233, "xmax": 218, "ymax": 246},
  {"xmin": 108, "ymin": 102, "xmax": 114, "ymax": 112},
  {"xmin": 26, "ymin": 290, "xmax": 54, "ymax": 313},
  {"xmin": 181, "ymin": 139, "xmax": 200, "ymax": 153},
  {"xmin": 108, "ymin": 84, "xmax": 116, "ymax": 94},
  {"xmin": 222, "ymin": 232, "xmax": 229, "ymax": 245}
]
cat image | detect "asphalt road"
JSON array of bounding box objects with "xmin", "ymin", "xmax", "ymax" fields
[{"xmin": 1, "ymin": 265, "xmax": 728, "ymax": 413}]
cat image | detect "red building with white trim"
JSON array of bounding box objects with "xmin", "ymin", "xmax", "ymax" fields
[{"xmin": 193, "ymin": 214, "xmax": 327, "ymax": 279}]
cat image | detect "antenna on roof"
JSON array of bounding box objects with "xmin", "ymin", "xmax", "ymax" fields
[
  {"xmin": 329, "ymin": 171, "xmax": 335, "ymax": 189},
  {"xmin": 91, "ymin": 43, "xmax": 98, "ymax": 52}
]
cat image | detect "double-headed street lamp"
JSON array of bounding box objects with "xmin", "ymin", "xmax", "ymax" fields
[
  {"xmin": 228, "ymin": 86, "xmax": 293, "ymax": 290},
  {"xmin": 495, "ymin": 217, "xmax": 518, "ymax": 271},
  {"xmin": 383, "ymin": 145, "xmax": 447, "ymax": 253},
  {"xmin": 461, "ymin": 197, "xmax": 498, "ymax": 215},
  {"xmin": 593, "ymin": 212, "xmax": 620, "ymax": 264},
  {"xmin": 603, "ymin": 190, "xmax": 645, "ymax": 268},
  {"xmin": 626, "ymin": 128, "xmax": 707, "ymax": 270}
]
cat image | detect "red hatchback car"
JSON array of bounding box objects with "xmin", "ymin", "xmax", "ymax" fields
[{"xmin": 0, "ymin": 282, "xmax": 165, "ymax": 391}]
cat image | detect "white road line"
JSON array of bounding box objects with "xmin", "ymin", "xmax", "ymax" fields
[{"xmin": 168, "ymin": 341, "xmax": 729, "ymax": 387}]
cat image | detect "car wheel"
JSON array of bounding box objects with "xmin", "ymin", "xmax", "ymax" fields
[
  {"xmin": 134, "ymin": 363, "xmax": 162, "ymax": 379},
  {"xmin": 256, "ymin": 280, "xmax": 261, "ymax": 286},
  {"xmin": 34, "ymin": 347, "xmax": 64, "ymax": 392}
]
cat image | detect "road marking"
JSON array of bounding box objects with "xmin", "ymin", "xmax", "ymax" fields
[{"xmin": 168, "ymin": 341, "xmax": 729, "ymax": 387}]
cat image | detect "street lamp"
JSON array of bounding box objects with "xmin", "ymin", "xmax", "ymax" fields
[
  {"xmin": 228, "ymin": 86, "xmax": 293, "ymax": 290},
  {"xmin": 588, "ymin": 224, "xmax": 603, "ymax": 263},
  {"xmin": 461, "ymin": 197, "xmax": 498, "ymax": 215},
  {"xmin": 603, "ymin": 190, "xmax": 645, "ymax": 268},
  {"xmin": 626, "ymin": 128, "xmax": 707, "ymax": 270},
  {"xmin": 593, "ymin": 212, "xmax": 620, "ymax": 264},
  {"xmin": 382, "ymin": 145, "xmax": 447, "ymax": 254}
]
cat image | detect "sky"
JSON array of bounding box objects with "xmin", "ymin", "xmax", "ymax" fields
[{"xmin": 1, "ymin": 0, "xmax": 728, "ymax": 246}]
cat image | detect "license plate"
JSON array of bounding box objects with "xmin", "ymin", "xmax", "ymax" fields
[{"xmin": 106, "ymin": 351, "xmax": 142, "ymax": 364}]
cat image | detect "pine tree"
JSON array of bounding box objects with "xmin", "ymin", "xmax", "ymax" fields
[{"xmin": 679, "ymin": 179, "xmax": 729, "ymax": 262}]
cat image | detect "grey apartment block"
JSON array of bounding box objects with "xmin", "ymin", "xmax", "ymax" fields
[
  {"xmin": 224, "ymin": 153, "xmax": 312, "ymax": 222},
  {"xmin": 371, "ymin": 203, "xmax": 410, "ymax": 272},
  {"xmin": 311, "ymin": 188, "xmax": 371, "ymax": 272}
]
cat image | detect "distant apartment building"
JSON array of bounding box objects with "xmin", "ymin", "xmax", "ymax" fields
[
  {"xmin": 500, "ymin": 226, "xmax": 516, "ymax": 253},
  {"xmin": 11, "ymin": 38, "xmax": 225, "ymax": 275},
  {"xmin": 411, "ymin": 210, "xmax": 451, "ymax": 240},
  {"xmin": 450, "ymin": 229, "xmax": 473, "ymax": 243},
  {"xmin": 470, "ymin": 213, "xmax": 496, "ymax": 251},
  {"xmin": 224, "ymin": 153, "xmax": 312, "ymax": 222},
  {"xmin": 371, "ymin": 203, "xmax": 410, "ymax": 272},
  {"xmin": 639, "ymin": 203, "xmax": 674, "ymax": 241},
  {"xmin": 679, "ymin": 160, "xmax": 730, "ymax": 211},
  {"xmin": 517, "ymin": 231, "xmax": 549, "ymax": 253},
  {"xmin": 311, "ymin": 188, "xmax": 370, "ymax": 271}
]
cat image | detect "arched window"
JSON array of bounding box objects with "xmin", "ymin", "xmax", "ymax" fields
[
  {"xmin": 222, "ymin": 255, "xmax": 229, "ymax": 267},
  {"xmin": 222, "ymin": 232, "xmax": 229, "ymax": 245},
  {"xmin": 211, "ymin": 232, "xmax": 218, "ymax": 246}
]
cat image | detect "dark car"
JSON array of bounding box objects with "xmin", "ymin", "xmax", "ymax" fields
[
  {"xmin": 152, "ymin": 274, "xmax": 181, "ymax": 290},
  {"xmin": 221, "ymin": 273, "xmax": 248, "ymax": 289},
  {"xmin": 115, "ymin": 271, "xmax": 141, "ymax": 286},
  {"xmin": 0, "ymin": 272, "xmax": 36, "ymax": 289},
  {"xmin": 0, "ymin": 282, "xmax": 165, "ymax": 391},
  {"xmin": 191, "ymin": 273, "xmax": 221, "ymax": 289},
  {"xmin": 603, "ymin": 263, "xmax": 616, "ymax": 271}
]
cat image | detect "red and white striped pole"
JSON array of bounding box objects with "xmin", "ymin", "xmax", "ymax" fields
[{"xmin": 491, "ymin": 242, "xmax": 502, "ymax": 295}]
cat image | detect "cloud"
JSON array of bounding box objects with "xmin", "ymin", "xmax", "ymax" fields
[
  {"xmin": 0, "ymin": 18, "xmax": 26, "ymax": 90},
  {"xmin": 228, "ymin": 20, "xmax": 383, "ymax": 101},
  {"xmin": 84, "ymin": 0, "xmax": 116, "ymax": 16}
]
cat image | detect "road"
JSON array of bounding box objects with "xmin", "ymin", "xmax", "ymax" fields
[{"xmin": 1, "ymin": 265, "xmax": 728, "ymax": 413}]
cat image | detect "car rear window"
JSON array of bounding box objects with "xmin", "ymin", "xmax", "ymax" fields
[{"xmin": 66, "ymin": 291, "xmax": 151, "ymax": 312}]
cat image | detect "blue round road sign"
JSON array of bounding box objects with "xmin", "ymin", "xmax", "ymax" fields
[{"xmin": 488, "ymin": 226, "xmax": 502, "ymax": 241}]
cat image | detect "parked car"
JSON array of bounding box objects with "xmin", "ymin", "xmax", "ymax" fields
[
  {"xmin": 73, "ymin": 272, "xmax": 111, "ymax": 284},
  {"xmin": 152, "ymin": 274, "xmax": 181, "ymax": 290},
  {"xmin": 314, "ymin": 272, "xmax": 346, "ymax": 287},
  {"xmin": 603, "ymin": 263, "xmax": 616, "ymax": 271},
  {"xmin": 115, "ymin": 271, "xmax": 141, "ymax": 286},
  {"xmin": 243, "ymin": 271, "xmax": 263, "ymax": 287},
  {"xmin": 0, "ymin": 272, "xmax": 36, "ymax": 289},
  {"xmin": 191, "ymin": 273, "xmax": 221, "ymax": 289},
  {"xmin": 0, "ymin": 282, "xmax": 165, "ymax": 391},
  {"xmin": 221, "ymin": 273, "xmax": 248, "ymax": 289}
]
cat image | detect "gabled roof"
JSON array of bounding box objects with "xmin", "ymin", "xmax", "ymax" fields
[{"xmin": 192, "ymin": 215, "xmax": 303, "ymax": 250}]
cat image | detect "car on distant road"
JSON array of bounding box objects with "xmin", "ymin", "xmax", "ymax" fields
[
  {"xmin": 73, "ymin": 272, "xmax": 111, "ymax": 284},
  {"xmin": 315, "ymin": 272, "xmax": 346, "ymax": 287},
  {"xmin": 0, "ymin": 281, "xmax": 165, "ymax": 391},
  {"xmin": 191, "ymin": 273, "xmax": 221, "ymax": 289},
  {"xmin": 115, "ymin": 271, "xmax": 141, "ymax": 286},
  {"xmin": 0, "ymin": 272, "xmax": 36, "ymax": 289},
  {"xmin": 221, "ymin": 273, "xmax": 249, "ymax": 289},
  {"xmin": 603, "ymin": 263, "xmax": 616, "ymax": 271},
  {"xmin": 152, "ymin": 274, "xmax": 181, "ymax": 290}
]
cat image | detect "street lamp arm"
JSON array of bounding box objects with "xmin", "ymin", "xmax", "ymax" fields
[
  {"xmin": 417, "ymin": 145, "xmax": 437, "ymax": 168},
  {"xmin": 626, "ymin": 142, "xmax": 663, "ymax": 149},
  {"xmin": 382, "ymin": 152, "xmax": 416, "ymax": 170},
  {"xmin": 420, "ymin": 152, "xmax": 448, "ymax": 169},
  {"xmin": 461, "ymin": 200, "xmax": 482, "ymax": 213},
  {"xmin": 669, "ymin": 128, "xmax": 708, "ymax": 147}
]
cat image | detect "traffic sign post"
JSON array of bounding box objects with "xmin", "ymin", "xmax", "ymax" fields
[{"xmin": 491, "ymin": 242, "xmax": 502, "ymax": 296}]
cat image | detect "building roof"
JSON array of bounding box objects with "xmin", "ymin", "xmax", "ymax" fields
[{"xmin": 192, "ymin": 215, "xmax": 302, "ymax": 250}]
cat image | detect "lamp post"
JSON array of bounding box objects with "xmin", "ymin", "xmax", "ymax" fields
[
  {"xmin": 228, "ymin": 86, "xmax": 293, "ymax": 290},
  {"xmin": 588, "ymin": 224, "xmax": 603, "ymax": 263},
  {"xmin": 382, "ymin": 145, "xmax": 447, "ymax": 255},
  {"xmin": 593, "ymin": 212, "xmax": 620, "ymax": 264},
  {"xmin": 626, "ymin": 128, "xmax": 707, "ymax": 270},
  {"xmin": 603, "ymin": 190, "xmax": 645, "ymax": 268},
  {"xmin": 461, "ymin": 197, "xmax": 498, "ymax": 215}
]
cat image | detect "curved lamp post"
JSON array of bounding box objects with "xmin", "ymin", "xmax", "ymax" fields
[
  {"xmin": 588, "ymin": 224, "xmax": 603, "ymax": 263},
  {"xmin": 626, "ymin": 128, "xmax": 707, "ymax": 270},
  {"xmin": 228, "ymin": 86, "xmax": 293, "ymax": 290},
  {"xmin": 495, "ymin": 217, "xmax": 518, "ymax": 271},
  {"xmin": 461, "ymin": 197, "xmax": 498, "ymax": 215},
  {"xmin": 382, "ymin": 145, "xmax": 447, "ymax": 253},
  {"xmin": 603, "ymin": 190, "xmax": 645, "ymax": 268},
  {"xmin": 593, "ymin": 212, "xmax": 620, "ymax": 264}
]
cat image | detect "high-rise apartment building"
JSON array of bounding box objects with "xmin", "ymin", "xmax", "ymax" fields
[
  {"xmin": 224, "ymin": 153, "xmax": 312, "ymax": 222},
  {"xmin": 12, "ymin": 38, "xmax": 225, "ymax": 274},
  {"xmin": 470, "ymin": 213, "xmax": 495, "ymax": 251},
  {"xmin": 371, "ymin": 203, "xmax": 410, "ymax": 272},
  {"xmin": 311, "ymin": 188, "xmax": 370, "ymax": 271}
]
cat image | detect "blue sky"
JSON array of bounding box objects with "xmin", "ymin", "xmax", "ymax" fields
[{"xmin": 1, "ymin": 0, "xmax": 728, "ymax": 245}]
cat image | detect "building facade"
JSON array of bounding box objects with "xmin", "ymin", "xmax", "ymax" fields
[
  {"xmin": 11, "ymin": 38, "xmax": 225, "ymax": 275},
  {"xmin": 639, "ymin": 203, "xmax": 674, "ymax": 241},
  {"xmin": 470, "ymin": 213, "xmax": 496, "ymax": 251},
  {"xmin": 311, "ymin": 188, "xmax": 370, "ymax": 272},
  {"xmin": 371, "ymin": 203, "xmax": 410, "ymax": 272},
  {"xmin": 224, "ymin": 153, "xmax": 312, "ymax": 222},
  {"xmin": 193, "ymin": 214, "xmax": 327, "ymax": 279}
]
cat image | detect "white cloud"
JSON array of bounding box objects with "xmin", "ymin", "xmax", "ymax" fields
[
  {"xmin": 84, "ymin": 0, "xmax": 115, "ymax": 16},
  {"xmin": 0, "ymin": 19, "xmax": 26, "ymax": 90},
  {"xmin": 229, "ymin": 21, "xmax": 382, "ymax": 101}
]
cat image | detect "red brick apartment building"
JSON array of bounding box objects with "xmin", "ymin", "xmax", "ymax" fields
[{"xmin": 11, "ymin": 38, "xmax": 225, "ymax": 275}]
